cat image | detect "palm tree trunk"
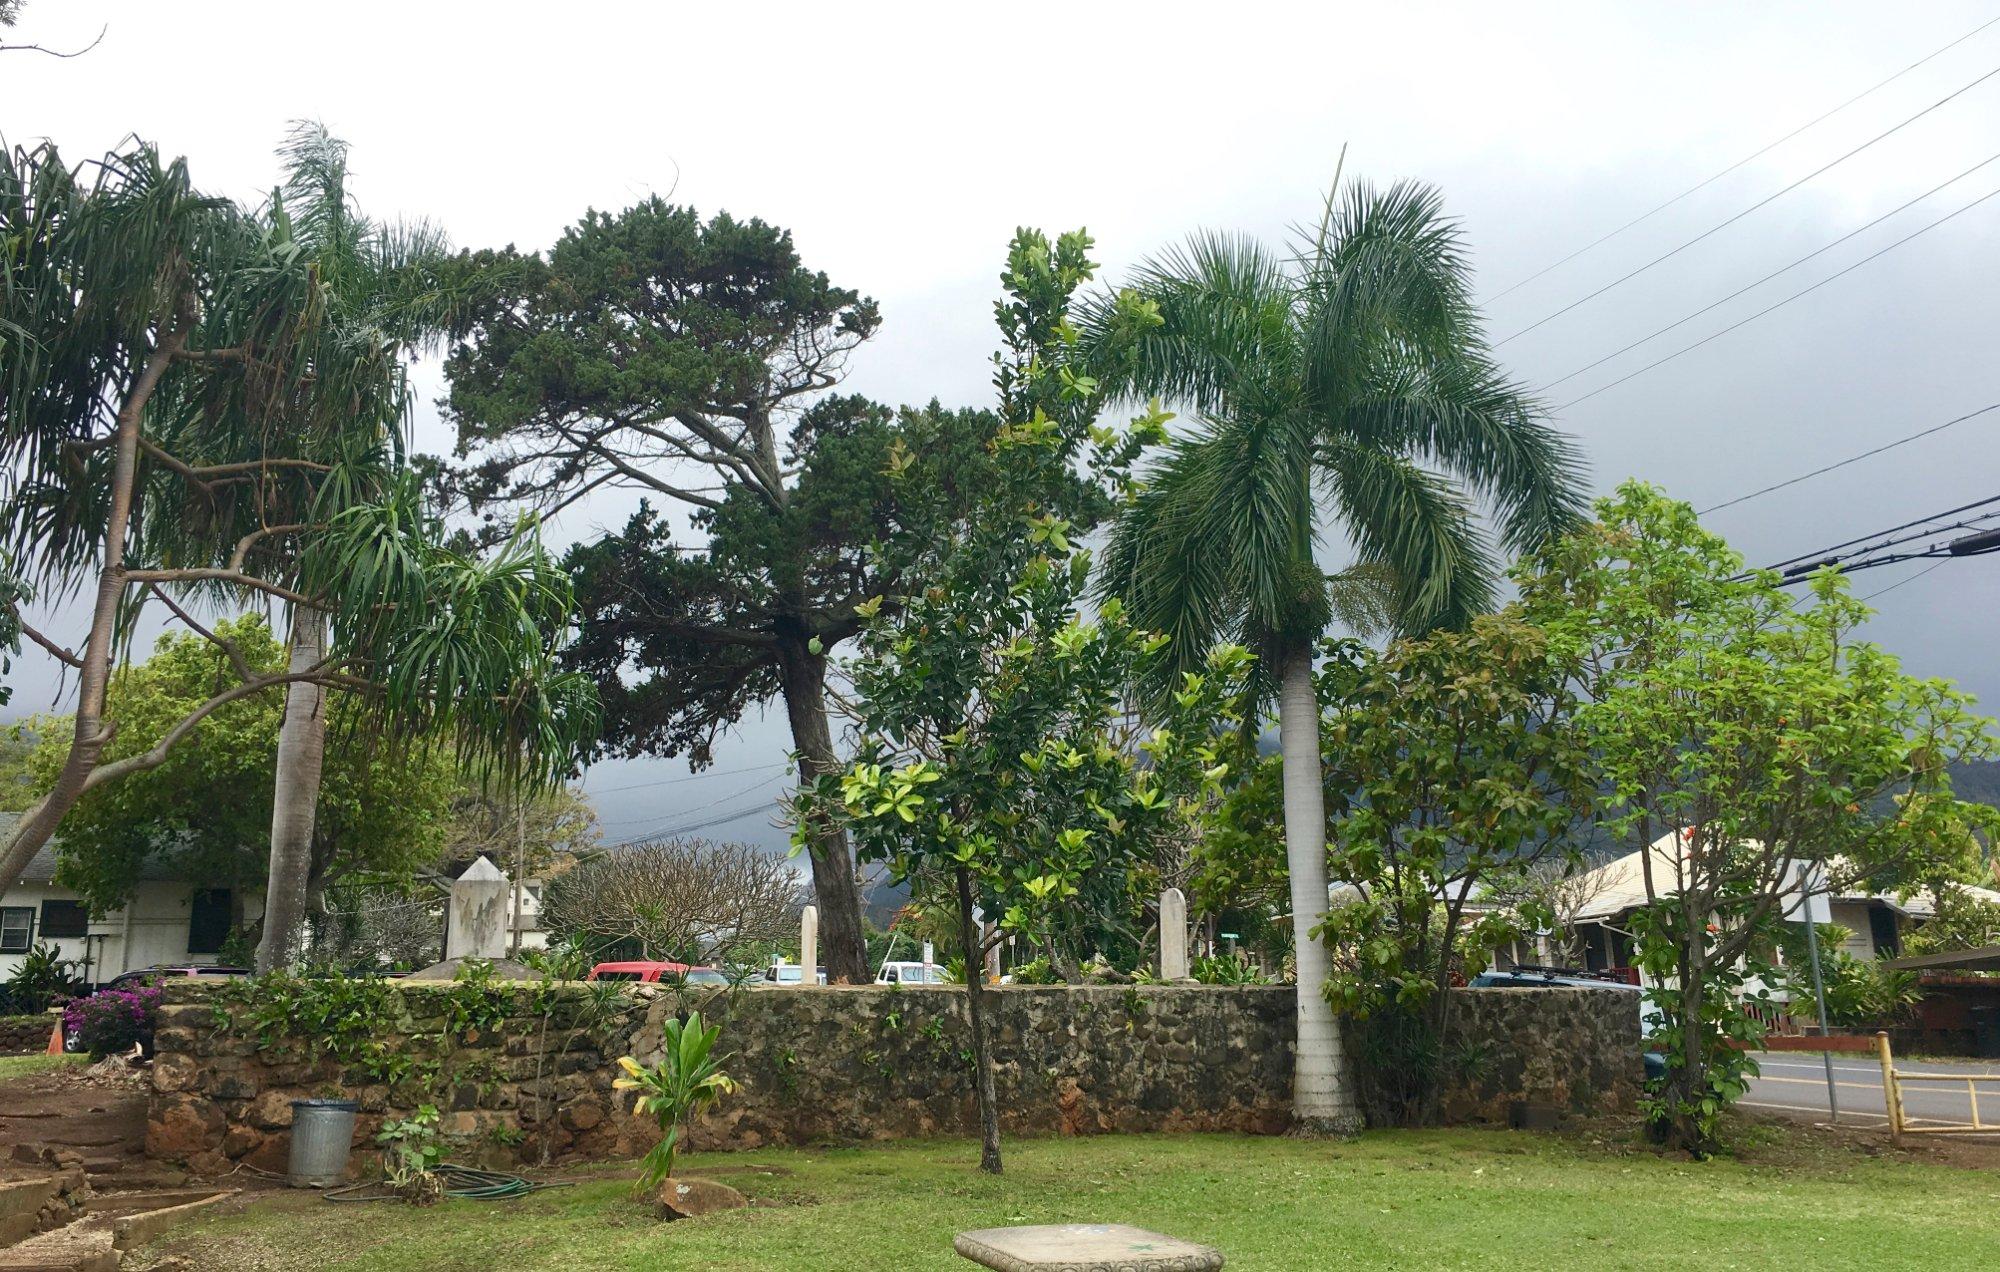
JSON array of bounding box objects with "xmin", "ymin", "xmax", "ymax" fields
[
  {"xmin": 774, "ymin": 635, "xmax": 870, "ymax": 984},
  {"xmin": 257, "ymin": 607, "xmax": 328, "ymax": 972},
  {"xmin": 1278, "ymin": 642, "xmax": 1362, "ymax": 1135}
]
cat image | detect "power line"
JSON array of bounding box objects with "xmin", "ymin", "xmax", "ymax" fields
[
  {"xmin": 1699, "ymin": 403, "xmax": 2000, "ymax": 515},
  {"xmin": 1859, "ymin": 559, "xmax": 1947, "ymax": 600},
  {"xmin": 596, "ymin": 769, "xmax": 786, "ymax": 829},
  {"xmin": 1544, "ymin": 151, "xmax": 2000, "ymax": 394},
  {"xmin": 607, "ymin": 796, "xmax": 782, "ymax": 847},
  {"xmin": 1755, "ymin": 494, "xmax": 2000, "ymax": 576},
  {"xmin": 1496, "ymin": 59, "xmax": 2000, "ymax": 349},
  {"xmin": 1490, "ymin": 14, "xmax": 2000, "ymax": 300},
  {"xmin": 580, "ymin": 762, "xmax": 785, "ymax": 797},
  {"xmin": 1555, "ymin": 181, "xmax": 2000, "ymax": 410}
]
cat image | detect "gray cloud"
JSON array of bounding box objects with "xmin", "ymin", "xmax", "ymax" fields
[{"xmin": 5, "ymin": 0, "xmax": 1998, "ymax": 847}]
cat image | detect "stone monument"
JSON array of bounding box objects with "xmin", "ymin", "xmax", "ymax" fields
[
  {"xmin": 406, "ymin": 856, "xmax": 535, "ymax": 980},
  {"xmin": 1159, "ymin": 887, "xmax": 1191, "ymax": 982},
  {"xmin": 800, "ymin": 905, "xmax": 818, "ymax": 986}
]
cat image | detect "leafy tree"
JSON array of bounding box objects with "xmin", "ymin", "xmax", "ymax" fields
[
  {"xmin": 816, "ymin": 228, "xmax": 1237, "ymax": 1174},
  {"xmin": 444, "ymin": 201, "xmax": 995, "ymax": 984},
  {"xmin": 1312, "ymin": 614, "xmax": 1592, "ymax": 1125},
  {"xmin": 1520, "ymin": 482, "xmax": 1997, "ymax": 1156},
  {"xmin": 0, "ymin": 139, "xmax": 593, "ymax": 917},
  {"xmin": 1089, "ymin": 179, "xmax": 1583, "ymax": 1132},
  {"xmin": 18, "ymin": 616, "xmax": 457, "ymax": 927},
  {"xmin": 0, "ymin": 726, "xmax": 35, "ymax": 811},
  {"xmin": 1904, "ymin": 884, "xmax": 2000, "ymax": 958}
]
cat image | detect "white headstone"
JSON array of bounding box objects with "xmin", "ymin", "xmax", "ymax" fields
[
  {"xmin": 446, "ymin": 857, "xmax": 512, "ymax": 960},
  {"xmin": 1160, "ymin": 887, "xmax": 1190, "ymax": 981},
  {"xmin": 800, "ymin": 905, "xmax": 818, "ymax": 986}
]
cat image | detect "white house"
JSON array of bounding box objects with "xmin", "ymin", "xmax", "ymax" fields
[
  {"xmin": 0, "ymin": 832, "xmax": 265, "ymax": 986},
  {"xmin": 1, "ymin": 813, "xmax": 550, "ymax": 984},
  {"xmin": 1531, "ymin": 830, "xmax": 2000, "ymax": 981}
]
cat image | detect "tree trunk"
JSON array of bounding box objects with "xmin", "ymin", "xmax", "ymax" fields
[
  {"xmin": 956, "ymin": 863, "xmax": 1002, "ymax": 1174},
  {"xmin": 257, "ymin": 607, "xmax": 329, "ymax": 973},
  {"xmin": 1278, "ymin": 643, "xmax": 1362, "ymax": 1135},
  {"xmin": 773, "ymin": 636, "xmax": 870, "ymax": 984},
  {"xmin": 0, "ymin": 325, "xmax": 186, "ymax": 899}
]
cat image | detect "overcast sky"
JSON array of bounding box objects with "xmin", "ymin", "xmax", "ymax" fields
[{"xmin": 6, "ymin": 1, "xmax": 2000, "ymax": 853}]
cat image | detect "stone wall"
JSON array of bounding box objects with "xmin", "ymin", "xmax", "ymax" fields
[
  {"xmin": 1435, "ymin": 987, "xmax": 1642, "ymax": 1123},
  {"xmin": 0, "ymin": 1014, "xmax": 53, "ymax": 1055},
  {"xmin": 145, "ymin": 981, "xmax": 1638, "ymax": 1174}
]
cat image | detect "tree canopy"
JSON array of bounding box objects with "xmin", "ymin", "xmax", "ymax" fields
[{"xmin": 18, "ymin": 616, "xmax": 458, "ymax": 917}]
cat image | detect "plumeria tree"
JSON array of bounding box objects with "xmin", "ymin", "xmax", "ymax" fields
[{"xmin": 802, "ymin": 228, "xmax": 1243, "ymax": 1174}]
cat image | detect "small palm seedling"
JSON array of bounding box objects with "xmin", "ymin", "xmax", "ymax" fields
[{"xmin": 615, "ymin": 1011, "xmax": 738, "ymax": 1194}]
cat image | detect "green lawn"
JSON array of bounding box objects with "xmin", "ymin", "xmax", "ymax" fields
[
  {"xmin": 151, "ymin": 1127, "xmax": 2000, "ymax": 1271},
  {"xmin": 0, "ymin": 1053, "xmax": 81, "ymax": 1080}
]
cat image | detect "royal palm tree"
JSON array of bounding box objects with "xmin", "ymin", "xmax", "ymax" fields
[{"xmin": 1091, "ymin": 179, "xmax": 1584, "ymax": 1132}]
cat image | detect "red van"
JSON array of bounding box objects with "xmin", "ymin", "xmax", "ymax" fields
[{"xmin": 585, "ymin": 960, "xmax": 728, "ymax": 986}]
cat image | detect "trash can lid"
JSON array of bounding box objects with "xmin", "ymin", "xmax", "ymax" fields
[{"xmin": 290, "ymin": 1098, "xmax": 359, "ymax": 1111}]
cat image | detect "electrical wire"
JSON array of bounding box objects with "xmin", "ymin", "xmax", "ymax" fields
[
  {"xmin": 597, "ymin": 769, "xmax": 787, "ymax": 830},
  {"xmin": 1555, "ymin": 181, "xmax": 2000, "ymax": 410},
  {"xmin": 1542, "ymin": 151, "xmax": 2000, "ymax": 393},
  {"xmin": 1698, "ymin": 403, "xmax": 2000, "ymax": 515},
  {"xmin": 1752, "ymin": 498, "xmax": 2000, "ymax": 584},
  {"xmin": 1495, "ymin": 59, "xmax": 2000, "ymax": 349},
  {"xmin": 579, "ymin": 761, "xmax": 785, "ymax": 797},
  {"xmin": 1490, "ymin": 13, "xmax": 2000, "ymax": 300},
  {"xmin": 1860, "ymin": 559, "xmax": 1948, "ymax": 600}
]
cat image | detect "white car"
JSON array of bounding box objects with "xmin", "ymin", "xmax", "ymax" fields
[{"xmin": 876, "ymin": 960, "xmax": 949, "ymax": 985}]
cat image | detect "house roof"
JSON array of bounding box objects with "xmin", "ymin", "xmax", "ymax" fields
[
  {"xmin": 1564, "ymin": 828, "xmax": 2000, "ymax": 923},
  {"xmin": 0, "ymin": 812, "xmax": 184, "ymax": 887}
]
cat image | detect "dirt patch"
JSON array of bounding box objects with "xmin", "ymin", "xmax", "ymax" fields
[
  {"xmin": 0, "ymin": 1059, "xmax": 151, "ymax": 1176},
  {"xmin": 1726, "ymin": 1105, "xmax": 2000, "ymax": 1170}
]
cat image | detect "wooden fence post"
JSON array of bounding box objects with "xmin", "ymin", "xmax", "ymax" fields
[{"xmin": 1875, "ymin": 1031, "xmax": 1903, "ymax": 1147}]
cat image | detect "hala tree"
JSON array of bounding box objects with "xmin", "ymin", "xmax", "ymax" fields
[
  {"xmin": 1088, "ymin": 179, "xmax": 1584, "ymax": 1133},
  {"xmin": 1312, "ymin": 614, "xmax": 1592, "ymax": 1125},
  {"xmin": 444, "ymin": 202, "xmax": 1045, "ymax": 984},
  {"xmin": 1520, "ymin": 483, "xmax": 1997, "ymax": 1156},
  {"xmin": 0, "ymin": 139, "xmax": 594, "ymax": 912},
  {"xmin": 809, "ymin": 228, "xmax": 1243, "ymax": 1174},
  {"xmin": 250, "ymin": 121, "xmax": 481, "ymax": 973}
]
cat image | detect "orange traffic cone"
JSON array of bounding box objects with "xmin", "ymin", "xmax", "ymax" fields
[{"xmin": 46, "ymin": 1020, "xmax": 62, "ymax": 1055}]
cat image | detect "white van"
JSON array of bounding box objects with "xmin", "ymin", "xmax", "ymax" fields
[{"xmin": 876, "ymin": 960, "xmax": 949, "ymax": 985}]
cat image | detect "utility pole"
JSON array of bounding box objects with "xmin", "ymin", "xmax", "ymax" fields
[{"xmin": 510, "ymin": 795, "xmax": 528, "ymax": 959}]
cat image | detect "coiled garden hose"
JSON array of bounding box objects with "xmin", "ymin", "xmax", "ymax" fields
[{"xmin": 325, "ymin": 1163, "xmax": 570, "ymax": 1203}]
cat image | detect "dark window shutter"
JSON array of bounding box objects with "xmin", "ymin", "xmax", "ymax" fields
[
  {"xmin": 187, "ymin": 889, "xmax": 232, "ymax": 956},
  {"xmin": 39, "ymin": 900, "xmax": 88, "ymax": 939}
]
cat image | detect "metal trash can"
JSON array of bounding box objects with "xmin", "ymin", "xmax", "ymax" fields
[{"xmin": 288, "ymin": 1098, "xmax": 359, "ymax": 1188}]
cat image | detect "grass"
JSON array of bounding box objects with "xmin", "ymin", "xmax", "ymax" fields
[
  {"xmin": 154, "ymin": 1126, "xmax": 2000, "ymax": 1271},
  {"xmin": 0, "ymin": 1052, "xmax": 81, "ymax": 1080}
]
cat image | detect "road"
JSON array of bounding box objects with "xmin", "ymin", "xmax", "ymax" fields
[{"xmin": 1743, "ymin": 1050, "xmax": 2000, "ymax": 1134}]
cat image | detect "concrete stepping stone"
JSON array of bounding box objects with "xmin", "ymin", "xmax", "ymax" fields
[{"xmin": 954, "ymin": 1223, "xmax": 1224, "ymax": 1270}]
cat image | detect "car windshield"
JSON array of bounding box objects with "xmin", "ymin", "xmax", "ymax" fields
[
  {"xmin": 774, "ymin": 967, "xmax": 803, "ymax": 983},
  {"xmin": 684, "ymin": 970, "xmax": 728, "ymax": 986}
]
